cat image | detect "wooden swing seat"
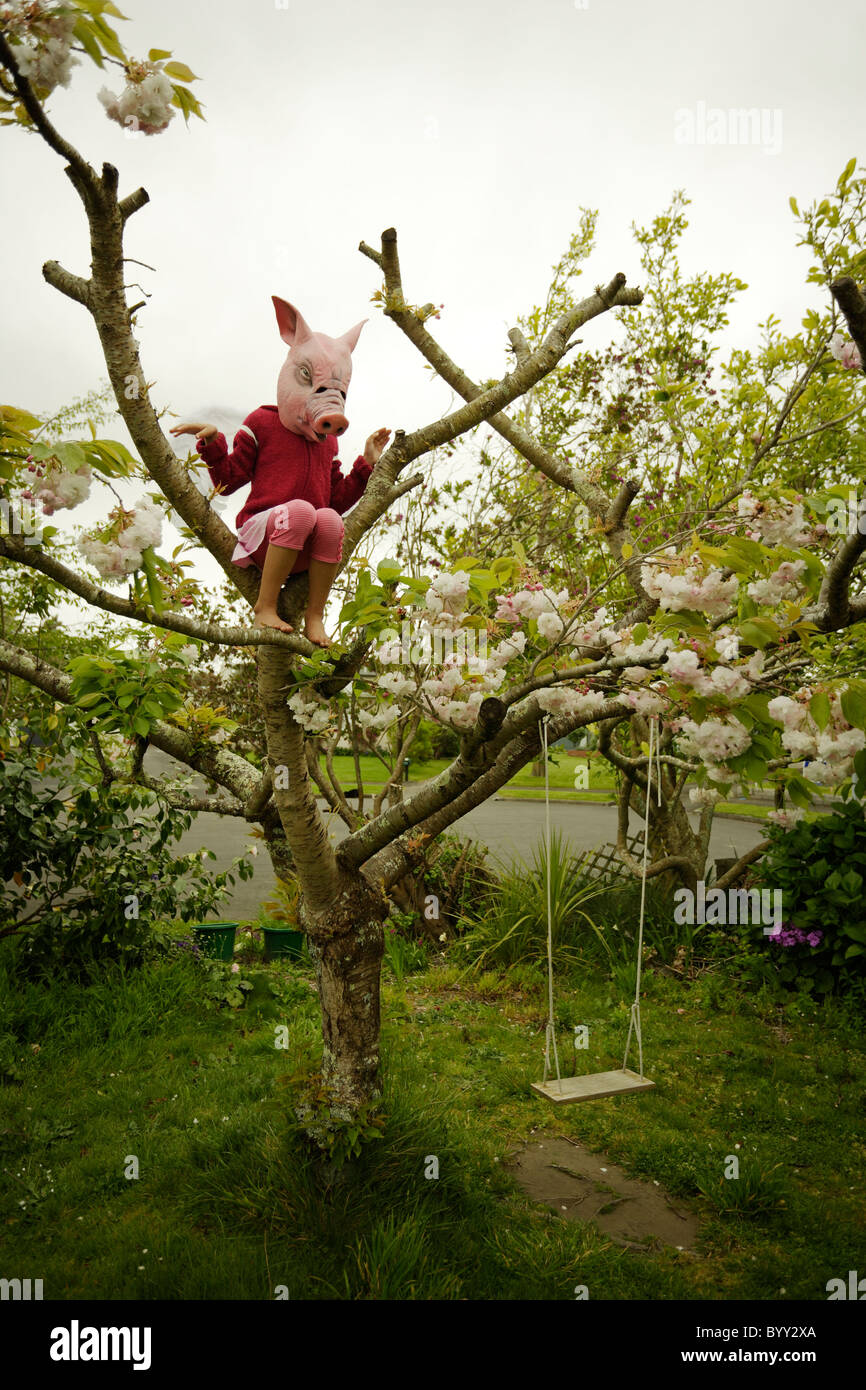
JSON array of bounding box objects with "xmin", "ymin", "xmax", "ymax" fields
[{"xmin": 531, "ymin": 1068, "xmax": 655, "ymax": 1105}]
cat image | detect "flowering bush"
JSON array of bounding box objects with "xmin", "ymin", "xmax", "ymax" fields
[{"xmin": 753, "ymin": 800, "xmax": 866, "ymax": 993}]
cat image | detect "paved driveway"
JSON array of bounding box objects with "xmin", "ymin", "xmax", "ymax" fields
[{"xmin": 143, "ymin": 750, "xmax": 767, "ymax": 919}]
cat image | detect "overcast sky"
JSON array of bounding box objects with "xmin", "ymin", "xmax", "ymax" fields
[{"xmin": 2, "ymin": 0, "xmax": 864, "ymax": 615}]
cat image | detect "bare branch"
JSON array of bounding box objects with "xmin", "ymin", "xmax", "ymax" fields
[{"xmin": 42, "ymin": 259, "xmax": 91, "ymax": 307}]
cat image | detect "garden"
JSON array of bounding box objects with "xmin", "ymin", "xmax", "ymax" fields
[{"xmin": 2, "ymin": 0, "xmax": 866, "ymax": 1321}]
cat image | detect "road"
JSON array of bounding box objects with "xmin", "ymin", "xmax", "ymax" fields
[{"xmin": 143, "ymin": 750, "xmax": 767, "ymax": 920}]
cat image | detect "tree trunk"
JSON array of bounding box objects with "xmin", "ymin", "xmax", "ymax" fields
[
  {"xmin": 301, "ymin": 873, "xmax": 387, "ymax": 1116},
  {"xmin": 634, "ymin": 782, "xmax": 704, "ymax": 893}
]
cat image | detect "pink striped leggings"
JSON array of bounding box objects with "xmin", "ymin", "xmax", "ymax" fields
[{"xmin": 249, "ymin": 500, "xmax": 344, "ymax": 573}]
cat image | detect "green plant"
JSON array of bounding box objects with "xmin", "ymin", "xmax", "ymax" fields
[
  {"xmin": 458, "ymin": 832, "xmax": 610, "ymax": 970},
  {"xmin": 384, "ymin": 913, "xmax": 429, "ymax": 984},
  {"xmin": 695, "ymin": 1157, "xmax": 790, "ymax": 1217},
  {"xmin": 66, "ymin": 634, "xmax": 192, "ymax": 741},
  {"xmin": 286, "ymin": 1074, "xmax": 387, "ymax": 1167},
  {"xmin": 263, "ymin": 876, "xmax": 301, "ymax": 926},
  {"xmin": 195, "ymin": 958, "xmax": 253, "ymax": 1010},
  {"xmin": 0, "ymin": 733, "xmax": 253, "ymax": 978},
  {"xmin": 752, "ymin": 799, "xmax": 866, "ymax": 993}
]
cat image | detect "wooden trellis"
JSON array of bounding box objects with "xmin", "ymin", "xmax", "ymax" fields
[{"xmin": 578, "ymin": 833, "xmax": 646, "ymax": 885}]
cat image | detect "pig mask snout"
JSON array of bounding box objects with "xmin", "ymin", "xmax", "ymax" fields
[{"xmin": 272, "ymin": 295, "xmax": 366, "ymax": 442}]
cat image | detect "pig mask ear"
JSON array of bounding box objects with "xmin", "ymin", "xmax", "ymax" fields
[
  {"xmin": 339, "ymin": 319, "xmax": 367, "ymax": 354},
  {"xmin": 272, "ymin": 296, "xmax": 314, "ymax": 348}
]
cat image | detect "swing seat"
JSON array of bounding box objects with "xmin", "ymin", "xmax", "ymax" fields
[{"xmin": 531, "ymin": 1068, "xmax": 655, "ymax": 1105}]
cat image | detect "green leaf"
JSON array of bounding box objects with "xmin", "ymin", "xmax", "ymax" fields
[
  {"xmin": 376, "ymin": 558, "xmax": 402, "ymax": 583},
  {"xmin": 163, "ymin": 61, "xmax": 199, "ymax": 82},
  {"xmin": 141, "ymin": 546, "xmax": 166, "ymax": 614},
  {"xmin": 170, "ymin": 84, "xmax": 204, "ymax": 123},
  {"xmin": 73, "ymin": 16, "xmax": 106, "ymax": 66},
  {"xmin": 841, "ymin": 684, "xmax": 866, "ymax": 731},
  {"xmin": 53, "ymin": 441, "xmax": 88, "ymax": 470},
  {"xmin": 785, "ymin": 776, "xmax": 814, "ymax": 810},
  {"xmin": 132, "ymin": 716, "xmax": 151, "ymax": 738},
  {"xmin": 738, "ymin": 617, "xmax": 779, "ymax": 649},
  {"xmin": 89, "ymin": 12, "xmax": 126, "ymax": 62},
  {"xmin": 809, "ymin": 691, "xmax": 831, "ymax": 731},
  {"xmin": 0, "ymin": 405, "xmax": 41, "ymax": 432},
  {"xmin": 148, "ymin": 48, "xmax": 173, "ymax": 61}
]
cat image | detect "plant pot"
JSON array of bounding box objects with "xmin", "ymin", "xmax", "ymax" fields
[
  {"xmin": 192, "ymin": 921, "xmax": 239, "ymax": 961},
  {"xmin": 263, "ymin": 927, "xmax": 305, "ymax": 962}
]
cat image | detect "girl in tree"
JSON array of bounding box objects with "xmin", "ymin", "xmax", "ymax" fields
[{"xmin": 171, "ymin": 296, "xmax": 389, "ymax": 647}]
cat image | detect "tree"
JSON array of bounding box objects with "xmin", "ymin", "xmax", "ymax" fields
[{"xmin": 2, "ymin": 4, "xmax": 866, "ymax": 1118}]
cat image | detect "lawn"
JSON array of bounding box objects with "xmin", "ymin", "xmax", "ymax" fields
[
  {"xmin": 2, "ymin": 932, "xmax": 864, "ymax": 1300},
  {"xmin": 325, "ymin": 752, "xmax": 615, "ymax": 791}
]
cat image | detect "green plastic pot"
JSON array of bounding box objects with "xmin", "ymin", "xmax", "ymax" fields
[
  {"xmin": 263, "ymin": 927, "xmax": 305, "ymax": 962},
  {"xmin": 192, "ymin": 921, "xmax": 239, "ymax": 961}
]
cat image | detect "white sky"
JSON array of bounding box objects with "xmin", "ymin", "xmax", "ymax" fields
[{"xmin": 2, "ymin": 0, "xmax": 865, "ymax": 618}]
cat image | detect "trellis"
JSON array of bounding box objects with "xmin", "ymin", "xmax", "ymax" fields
[{"xmin": 578, "ymin": 832, "xmax": 646, "ymax": 885}]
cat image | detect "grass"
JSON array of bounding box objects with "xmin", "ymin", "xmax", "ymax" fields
[
  {"xmin": 326, "ymin": 753, "xmax": 616, "ymax": 793},
  {"xmin": 2, "ymin": 926, "xmax": 865, "ymax": 1301},
  {"xmin": 326, "ymin": 756, "xmax": 839, "ymax": 815}
]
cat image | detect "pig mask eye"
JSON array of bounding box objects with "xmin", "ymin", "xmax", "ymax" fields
[{"xmin": 297, "ymin": 364, "xmax": 312, "ymax": 384}]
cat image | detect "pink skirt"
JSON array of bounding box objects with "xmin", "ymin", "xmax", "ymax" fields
[{"xmin": 232, "ymin": 501, "xmax": 343, "ymax": 573}]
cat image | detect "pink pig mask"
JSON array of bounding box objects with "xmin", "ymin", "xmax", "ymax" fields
[{"xmin": 272, "ymin": 296, "xmax": 366, "ymax": 444}]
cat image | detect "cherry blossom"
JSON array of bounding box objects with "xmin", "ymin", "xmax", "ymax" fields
[
  {"xmin": 1, "ymin": 2, "xmax": 79, "ymax": 93},
  {"xmin": 829, "ymin": 332, "xmax": 863, "ymax": 371},
  {"xmin": 31, "ymin": 460, "xmax": 91, "ymax": 514},
  {"xmin": 767, "ymin": 808, "xmax": 805, "ymax": 829},
  {"xmin": 99, "ymin": 60, "xmax": 176, "ymax": 136}
]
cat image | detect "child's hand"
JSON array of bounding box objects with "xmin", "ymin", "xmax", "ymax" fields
[
  {"xmin": 170, "ymin": 422, "xmax": 219, "ymax": 444},
  {"xmin": 364, "ymin": 427, "xmax": 391, "ymax": 466}
]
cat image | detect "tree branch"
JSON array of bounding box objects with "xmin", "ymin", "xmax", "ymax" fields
[
  {"xmin": 0, "ymin": 533, "xmax": 316, "ymax": 653},
  {"xmin": 830, "ymin": 276, "xmax": 866, "ymax": 374},
  {"xmin": 42, "ymin": 258, "xmax": 91, "ymax": 308},
  {"xmin": 0, "ymin": 637, "xmax": 263, "ymax": 806}
]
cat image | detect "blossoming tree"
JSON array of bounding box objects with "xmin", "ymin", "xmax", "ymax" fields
[{"xmin": 2, "ymin": 2, "xmax": 866, "ymax": 1116}]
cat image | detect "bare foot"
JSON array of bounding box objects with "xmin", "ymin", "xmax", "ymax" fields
[
  {"xmin": 253, "ymin": 606, "xmax": 294, "ymax": 633},
  {"xmin": 305, "ymin": 613, "xmax": 331, "ymax": 647}
]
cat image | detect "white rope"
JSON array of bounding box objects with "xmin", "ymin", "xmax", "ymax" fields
[
  {"xmin": 622, "ymin": 714, "xmax": 656, "ymax": 1078},
  {"xmin": 540, "ymin": 716, "xmax": 562, "ymax": 1092}
]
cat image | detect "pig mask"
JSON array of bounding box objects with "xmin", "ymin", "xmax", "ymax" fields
[{"xmin": 272, "ymin": 296, "xmax": 366, "ymax": 443}]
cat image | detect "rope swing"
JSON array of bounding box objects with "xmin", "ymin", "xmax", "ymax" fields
[{"xmin": 531, "ymin": 714, "xmax": 656, "ymax": 1105}]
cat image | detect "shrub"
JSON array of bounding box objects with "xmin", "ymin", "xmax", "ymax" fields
[
  {"xmin": 457, "ymin": 832, "xmax": 610, "ymax": 970},
  {"xmin": 752, "ymin": 798, "xmax": 866, "ymax": 994},
  {"xmin": 0, "ymin": 739, "xmax": 253, "ymax": 979}
]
